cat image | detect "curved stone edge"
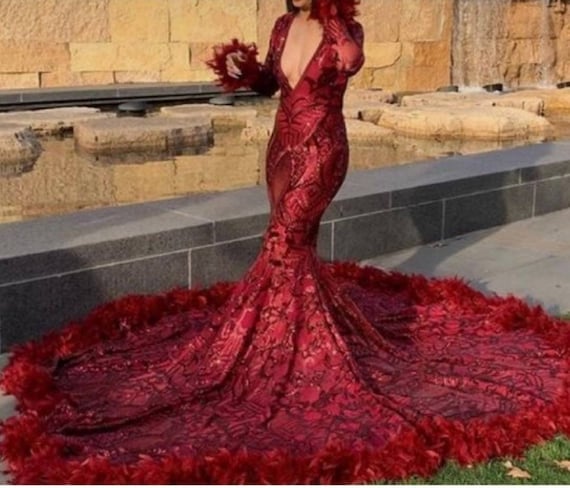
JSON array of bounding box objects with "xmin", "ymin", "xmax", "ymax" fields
[
  {"xmin": 344, "ymin": 89, "xmax": 397, "ymax": 105},
  {"xmin": 401, "ymin": 88, "xmax": 570, "ymax": 120},
  {"xmin": 400, "ymin": 91, "xmax": 546, "ymax": 116},
  {"xmin": 160, "ymin": 104, "xmax": 258, "ymax": 128},
  {"xmin": 74, "ymin": 116, "xmax": 213, "ymax": 160},
  {"xmin": 345, "ymin": 119, "xmax": 394, "ymax": 143},
  {"xmin": 0, "ymin": 123, "xmax": 42, "ymax": 177},
  {"xmin": 512, "ymin": 88, "xmax": 570, "ymax": 118},
  {"xmin": 373, "ymin": 105, "xmax": 554, "ymax": 142},
  {"xmin": 0, "ymin": 107, "xmax": 111, "ymax": 137}
]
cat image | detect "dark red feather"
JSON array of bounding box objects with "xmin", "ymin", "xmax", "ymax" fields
[{"xmin": 206, "ymin": 39, "xmax": 261, "ymax": 92}]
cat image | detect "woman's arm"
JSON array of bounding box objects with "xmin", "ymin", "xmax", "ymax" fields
[
  {"xmin": 207, "ymin": 18, "xmax": 282, "ymax": 97},
  {"xmin": 325, "ymin": 18, "xmax": 365, "ymax": 76},
  {"xmin": 248, "ymin": 27, "xmax": 280, "ymax": 97}
]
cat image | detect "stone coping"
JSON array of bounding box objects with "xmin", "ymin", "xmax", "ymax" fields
[
  {"xmin": 1, "ymin": 141, "xmax": 570, "ymax": 349},
  {"xmin": 0, "ymin": 82, "xmax": 254, "ymax": 110}
]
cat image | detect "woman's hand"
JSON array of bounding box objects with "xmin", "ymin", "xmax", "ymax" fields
[{"xmin": 226, "ymin": 51, "xmax": 245, "ymax": 79}]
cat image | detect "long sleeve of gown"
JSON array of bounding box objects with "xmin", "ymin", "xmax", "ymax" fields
[
  {"xmin": 327, "ymin": 19, "xmax": 365, "ymax": 76},
  {"xmin": 206, "ymin": 18, "xmax": 282, "ymax": 96},
  {"xmin": 248, "ymin": 22, "xmax": 280, "ymax": 97}
]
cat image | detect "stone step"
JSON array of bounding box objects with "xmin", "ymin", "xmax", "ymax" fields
[
  {"xmin": 0, "ymin": 107, "xmax": 110, "ymax": 136},
  {"xmin": 367, "ymin": 105, "xmax": 553, "ymax": 142},
  {"xmin": 511, "ymin": 88, "xmax": 570, "ymax": 118},
  {"xmin": 74, "ymin": 116, "xmax": 213, "ymax": 163},
  {"xmin": 401, "ymin": 91, "xmax": 546, "ymax": 116}
]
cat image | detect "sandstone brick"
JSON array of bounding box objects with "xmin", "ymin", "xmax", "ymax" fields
[
  {"xmin": 77, "ymin": 71, "xmax": 115, "ymax": 85},
  {"xmin": 70, "ymin": 43, "xmax": 172, "ymax": 71},
  {"xmin": 169, "ymin": 0, "xmax": 258, "ymax": 43},
  {"xmin": 258, "ymin": 1, "xmax": 287, "ymax": 57},
  {"xmin": 173, "ymin": 149, "xmax": 261, "ymax": 194},
  {"xmin": 157, "ymin": 43, "xmax": 192, "ymax": 81},
  {"xmin": 364, "ymin": 42, "xmax": 402, "ymax": 69},
  {"xmin": 0, "ymin": 73, "xmax": 39, "ymax": 89},
  {"xmin": 114, "ymin": 71, "xmax": 161, "ymax": 83},
  {"xmin": 189, "ymin": 43, "xmax": 214, "ymax": 70},
  {"xmin": 413, "ymin": 41, "xmax": 450, "ymax": 67},
  {"xmin": 1, "ymin": 0, "xmax": 566, "ymax": 94},
  {"xmin": 404, "ymin": 66, "xmax": 450, "ymax": 91},
  {"xmin": 12, "ymin": 138, "xmax": 114, "ymax": 218},
  {"xmin": 507, "ymin": 2, "xmax": 554, "ymax": 40},
  {"xmin": 112, "ymin": 162, "xmax": 177, "ymax": 204},
  {"xmin": 40, "ymin": 71, "xmax": 114, "ymax": 87},
  {"xmin": 0, "ymin": 42, "xmax": 69, "ymax": 72},
  {"xmin": 41, "ymin": 71, "xmax": 84, "ymax": 87},
  {"xmin": 160, "ymin": 68, "xmax": 194, "ymax": 83},
  {"xmin": 183, "ymin": 70, "xmax": 216, "ymax": 83},
  {"xmin": 348, "ymin": 68, "xmax": 374, "ymax": 90},
  {"xmin": 371, "ymin": 67, "xmax": 399, "ymax": 91},
  {"xmin": 359, "ymin": 0, "xmax": 400, "ymax": 43},
  {"xmin": 0, "ymin": 124, "xmax": 42, "ymax": 178},
  {"xmin": 400, "ymin": 0, "xmax": 452, "ymax": 42},
  {"xmin": 505, "ymin": 39, "xmax": 551, "ymax": 66},
  {"xmin": 394, "ymin": 42, "xmax": 413, "ymax": 69},
  {"xmin": 241, "ymin": 117, "xmax": 274, "ymax": 144},
  {"xmin": 171, "ymin": 43, "xmax": 192, "ymax": 69},
  {"xmin": 0, "ymin": 0, "xmax": 109, "ymax": 42},
  {"xmin": 109, "ymin": 0, "xmax": 169, "ymax": 42}
]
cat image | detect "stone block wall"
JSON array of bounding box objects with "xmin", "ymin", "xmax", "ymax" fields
[
  {"xmin": 503, "ymin": 0, "xmax": 570, "ymax": 87},
  {"xmin": 452, "ymin": 0, "xmax": 570, "ymax": 88},
  {"xmin": 0, "ymin": 0, "xmax": 567, "ymax": 92},
  {"xmin": 0, "ymin": 0, "xmax": 454, "ymax": 92}
]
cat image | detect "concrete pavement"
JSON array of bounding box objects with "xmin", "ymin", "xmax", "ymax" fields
[{"xmin": 365, "ymin": 207, "xmax": 570, "ymax": 316}]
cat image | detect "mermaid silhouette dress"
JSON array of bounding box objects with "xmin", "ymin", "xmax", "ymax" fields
[{"xmin": 2, "ymin": 12, "xmax": 570, "ymax": 485}]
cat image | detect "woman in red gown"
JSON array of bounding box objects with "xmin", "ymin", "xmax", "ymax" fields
[{"xmin": 2, "ymin": 0, "xmax": 570, "ymax": 484}]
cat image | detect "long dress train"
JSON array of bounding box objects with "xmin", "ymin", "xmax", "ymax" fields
[{"xmin": 2, "ymin": 12, "xmax": 570, "ymax": 485}]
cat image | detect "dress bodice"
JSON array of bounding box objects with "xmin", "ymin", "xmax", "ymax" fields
[{"xmin": 253, "ymin": 13, "xmax": 364, "ymax": 150}]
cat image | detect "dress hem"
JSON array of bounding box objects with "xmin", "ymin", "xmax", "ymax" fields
[{"xmin": 2, "ymin": 262, "xmax": 569, "ymax": 484}]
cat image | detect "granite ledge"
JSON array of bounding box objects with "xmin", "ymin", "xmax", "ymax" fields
[{"xmin": 1, "ymin": 141, "xmax": 570, "ymax": 284}]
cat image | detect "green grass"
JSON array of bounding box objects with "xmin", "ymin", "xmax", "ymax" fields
[
  {"xmin": 376, "ymin": 315, "xmax": 570, "ymax": 485},
  {"xmin": 388, "ymin": 436, "xmax": 570, "ymax": 485}
]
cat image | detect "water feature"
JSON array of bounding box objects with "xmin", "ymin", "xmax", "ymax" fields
[
  {"xmin": 452, "ymin": 0, "xmax": 511, "ymax": 88},
  {"xmin": 538, "ymin": 0, "xmax": 556, "ymax": 86},
  {"xmin": 0, "ymin": 99, "xmax": 530, "ymax": 225},
  {"xmin": 452, "ymin": 0, "xmax": 560, "ymax": 89}
]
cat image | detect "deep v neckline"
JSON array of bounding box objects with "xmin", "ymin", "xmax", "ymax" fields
[{"xmin": 279, "ymin": 14, "xmax": 325, "ymax": 92}]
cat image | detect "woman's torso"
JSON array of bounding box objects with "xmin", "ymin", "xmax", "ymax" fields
[{"xmin": 270, "ymin": 13, "xmax": 352, "ymax": 149}]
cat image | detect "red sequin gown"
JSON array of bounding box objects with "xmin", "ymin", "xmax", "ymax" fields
[{"xmin": 2, "ymin": 13, "xmax": 570, "ymax": 485}]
